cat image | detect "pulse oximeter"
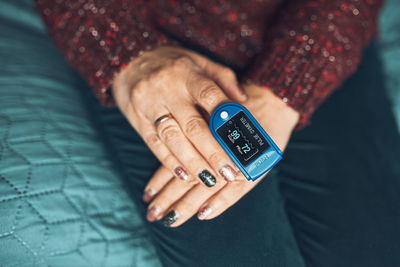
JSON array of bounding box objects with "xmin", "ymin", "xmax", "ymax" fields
[{"xmin": 209, "ymin": 102, "xmax": 282, "ymax": 181}]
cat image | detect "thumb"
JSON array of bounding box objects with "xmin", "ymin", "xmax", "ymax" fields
[
  {"xmin": 184, "ymin": 50, "xmax": 248, "ymax": 102},
  {"xmin": 204, "ymin": 61, "xmax": 248, "ymax": 102}
]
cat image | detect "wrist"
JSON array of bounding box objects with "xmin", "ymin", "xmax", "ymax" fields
[
  {"xmin": 243, "ymin": 84, "xmax": 299, "ymax": 129},
  {"xmin": 241, "ymin": 84, "xmax": 299, "ymax": 151}
]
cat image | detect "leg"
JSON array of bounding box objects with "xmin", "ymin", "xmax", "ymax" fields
[
  {"xmin": 280, "ymin": 42, "xmax": 400, "ymax": 267},
  {"xmin": 98, "ymin": 101, "xmax": 306, "ymax": 267}
]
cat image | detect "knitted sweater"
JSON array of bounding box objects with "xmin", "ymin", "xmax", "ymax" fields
[{"xmin": 35, "ymin": 0, "xmax": 383, "ymax": 127}]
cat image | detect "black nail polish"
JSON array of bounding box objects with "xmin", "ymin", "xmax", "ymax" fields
[
  {"xmin": 198, "ymin": 170, "xmax": 216, "ymax": 187},
  {"xmin": 162, "ymin": 210, "xmax": 179, "ymax": 227}
]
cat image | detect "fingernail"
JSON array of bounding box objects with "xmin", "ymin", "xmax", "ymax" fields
[
  {"xmin": 147, "ymin": 205, "xmax": 162, "ymax": 222},
  {"xmin": 162, "ymin": 210, "xmax": 179, "ymax": 227},
  {"xmin": 174, "ymin": 166, "xmax": 189, "ymax": 181},
  {"xmin": 198, "ymin": 206, "xmax": 213, "ymax": 220},
  {"xmin": 198, "ymin": 170, "xmax": 216, "ymax": 187},
  {"xmin": 238, "ymin": 85, "xmax": 248, "ymax": 99},
  {"xmin": 143, "ymin": 188, "xmax": 156, "ymax": 203},
  {"xmin": 219, "ymin": 164, "xmax": 237, "ymax": 182}
]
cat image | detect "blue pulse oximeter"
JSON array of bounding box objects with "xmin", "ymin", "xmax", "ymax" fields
[{"xmin": 209, "ymin": 102, "xmax": 282, "ymax": 181}]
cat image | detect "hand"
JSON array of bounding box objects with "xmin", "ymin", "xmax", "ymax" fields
[
  {"xmin": 143, "ymin": 84, "xmax": 299, "ymax": 226},
  {"xmin": 112, "ymin": 46, "xmax": 247, "ymax": 208}
]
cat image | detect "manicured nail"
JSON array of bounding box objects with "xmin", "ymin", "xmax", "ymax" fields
[
  {"xmin": 219, "ymin": 165, "xmax": 236, "ymax": 182},
  {"xmin": 198, "ymin": 206, "xmax": 213, "ymax": 220},
  {"xmin": 174, "ymin": 166, "xmax": 189, "ymax": 181},
  {"xmin": 143, "ymin": 188, "xmax": 156, "ymax": 203},
  {"xmin": 147, "ymin": 205, "xmax": 162, "ymax": 222},
  {"xmin": 162, "ymin": 210, "xmax": 179, "ymax": 227},
  {"xmin": 198, "ymin": 170, "xmax": 216, "ymax": 187},
  {"xmin": 238, "ymin": 85, "xmax": 248, "ymax": 99}
]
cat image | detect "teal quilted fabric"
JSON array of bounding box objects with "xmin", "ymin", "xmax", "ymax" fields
[
  {"xmin": 0, "ymin": 0, "xmax": 160, "ymax": 266},
  {"xmin": 379, "ymin": 0, "xmax": 400, "ymax": 131}
]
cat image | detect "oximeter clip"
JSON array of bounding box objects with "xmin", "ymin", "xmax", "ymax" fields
[{"xmin": 209, "ymin": 102, "xmax": 282, "ymax": 181}]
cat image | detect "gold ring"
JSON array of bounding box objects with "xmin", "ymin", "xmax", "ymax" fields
[{"xmin": 154, "ymin": 113, "xmax": 173, "ymax": 128}]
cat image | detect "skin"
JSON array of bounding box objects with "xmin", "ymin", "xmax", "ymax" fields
[
  {"xmin": 112, "ymin": 46, "xmax": 299, "ymax": 227},
  {"xmin": 113, "ymin": 46, "xmax": 246, "ymax": 187}
]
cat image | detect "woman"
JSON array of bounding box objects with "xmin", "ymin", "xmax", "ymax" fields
[{"xmin": 34, "ymin": 0, "xmax": 400, "ymax": 266}]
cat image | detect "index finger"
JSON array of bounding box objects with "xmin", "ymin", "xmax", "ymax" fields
[
  {"xmin": 169, "ymin": 99, "xmax": 240, "ymax": 183},
  {"xmin": 186, "ymin": 72, "xmax": 231, "ymax": 115}
]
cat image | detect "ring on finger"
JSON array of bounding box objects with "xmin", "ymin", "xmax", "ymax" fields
[{"xmin": 154, "ymin": 113, "xmax": 174, "ymax": 129}]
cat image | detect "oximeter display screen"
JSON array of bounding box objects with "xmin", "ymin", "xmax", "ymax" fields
[{"xmin": 216, "ymin": 111, "xmax": 270, "ymax": 166}]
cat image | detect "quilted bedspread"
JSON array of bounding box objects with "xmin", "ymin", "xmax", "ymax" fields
[
  {"xmin": 0, "ymin": 0, "xmax": 399, "ymax": 266},
  {"xmin": 0, "ymin": 0, "xmax": 160, "ymax": 266},
  {"xmin": 379, "ymin": 0, "xmax": 400, "ymax": 131}
]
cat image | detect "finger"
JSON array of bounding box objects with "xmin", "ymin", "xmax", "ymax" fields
[
  {"xmin": 122, "ymin": 104, "xmax": 191, "ymax": 183},
  {"xmin": 155, "ymin": 113, "xmax": 220, "ymax": 188},
  {"xmin": 146, "ymin": 174, "xmax": 198, "ymax": 222},
  {"xmin": 203, "ymin": 62, "xmax": 247, "ymax": 102},
  {"xmin": 143, "ymin": 165, "xmax": 174, "ymax": 203},
  {"xmin": 197, "ymin": 172, "xmax": 268, "ymax": 221},
  {"xmin": 186, "ymin": 72, "xmax": 231, "ymax": 114},
  {"xmin": 182, "ymin": 50, "xmax": 247, "ymax": 102},
  {"xmin": 170, "ymin": 101, "xmax": 241, "ymax": 182},
  {"xmin": 160, "ymin": 177, "xmax": 228, "ymax": 227},
  {"xmin": 138, "ymin": 114, "xmax": 191, "ymax": 182},
  {"xmin": 160, "ymin": 173, "xmax": 233, "ymax": 227}
]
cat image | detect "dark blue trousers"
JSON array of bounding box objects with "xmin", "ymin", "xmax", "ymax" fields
[{"xmin": 97, "ymin": 42, "xmax": 400, "ymax": 267}]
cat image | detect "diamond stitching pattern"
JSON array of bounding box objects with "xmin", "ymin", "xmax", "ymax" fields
[{"xmin": 0, "ymin": 1, "xmax": 160, "ymax": 265}]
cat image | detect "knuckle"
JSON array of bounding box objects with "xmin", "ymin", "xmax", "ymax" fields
[
  {"xmin": 130, "ymin": 82, "xmax": 148, "ymax": 108},
  {"xmin": 216, "ymin": 192, "xmax": 231, "ymax": 205},
  {"xmin": 162, "ymin": 153, "xmax": 176, "ymax": 168},
  {"xmin": 221, "ymin": 67, "xmax": 235, "ymax": 79},
  {"xmin": 144, "ymin": 133, "xmax": 160, "ymax": 147},
  {"xmin": 170, "ymin": 56, "xmax": 193, "ymax": 69},
  {"xmin": 207, "ymin": 152, "xmax": 220, "ymax": 165},
  {"xmin": 148, "ymin": 66, "xmax": 170, "ymax": 82},
  {"xmin": 186, "ymin": 177, "xmax": 199, "ymax": 186},
  {"xmin": 180, "ymin": 199, "xmax": 197, "ymax": 213},
  {"xmin": 187, "ymin": 157, "xmax": 201, "ymax": 168},
  {"xmin": 235, "ymin": 174, "xmax": 248, "ymax": 182},
  {"xmin": 184, "ymin": 116, "xmax": 205, "ymax": 137},
  {"xmin": 136, "ymin": 58, "xmax": 149, "ymax": 70},
  {"xmin": 152, "ymin": 194, "xmax": 174, "ymax": 209},
  {"xmin": 198, "ymin": 83, "xmax": 221, "ymax": 104},
  {"xmin": 208, "ymin": 180, "xmax": 225, "ymax": 191},
  {"xmin": 130, "ymin": 83, "xmax": 144, "ymax": 101},
  {"xmin": 159, "ymin": 124, "xmax": 180, "ymax": 143}
]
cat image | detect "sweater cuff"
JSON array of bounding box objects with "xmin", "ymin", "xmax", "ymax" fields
[
  {"xmin": 240, "ymin": 0, "xmax": 382, "ymax": 130},
  {"xmin": 241, "ymin": 33, "xmax": 363, "ymax": 130},
  {"xmin": 35, "ymin": 0, "xmax": 181, "ymax": 107}
]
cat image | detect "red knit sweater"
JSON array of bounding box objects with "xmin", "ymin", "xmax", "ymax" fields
[{"xmin": 35, "ymin": 0, "xmax": 383, "ymax": 127}]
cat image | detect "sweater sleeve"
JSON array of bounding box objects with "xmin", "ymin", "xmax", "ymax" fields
[
  {"xmin": 241, "ymin": 0, "xmax": 383, "ymax": 128},
  {"xmin": 35, "ymin": 0, "xmax": 180, "ymax": 106}
]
